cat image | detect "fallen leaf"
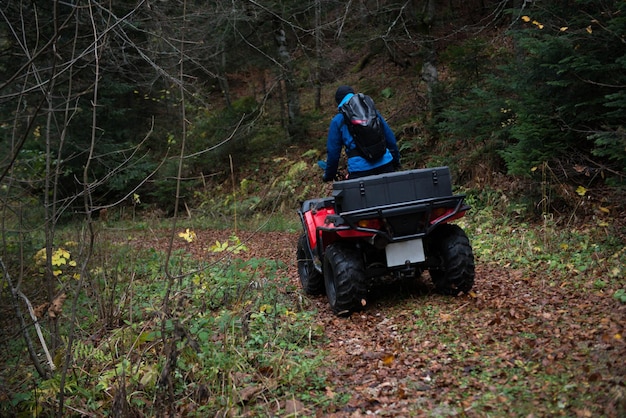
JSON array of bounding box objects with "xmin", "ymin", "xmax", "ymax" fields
[
  {"xmin": 237, "ymin": 385, "xmax": 261, "ymax": 403},
  {"xmin": 34, "ymin": 303, "xmax": 49, "ymax": 319},
  {"xmin": 587, "ymin": 372, "xmax": 601, "ymax": 382},
  {"xmin": 382, "ymin": 354, "xmax": 395, "ymax": 366},
  {"xmin": 48, "ymin": 293, "xmax": 67, "ymax": 319},
  {"xmin": 283, "ymin": 398, "xmax": 305, "ymax": 416},
  {"xmin": 574, "ymin": 408, "xmax": 593, "ymax": 417}
]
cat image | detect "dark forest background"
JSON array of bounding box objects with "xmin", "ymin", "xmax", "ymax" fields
[{"xmin": 2, "ymin": 0, "xmax": 624, "ymax": 215}]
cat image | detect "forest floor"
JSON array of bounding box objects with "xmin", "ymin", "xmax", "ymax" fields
[
  {"xmin": 1, "ymin": 220, "xmax": 624, "ymax": 416},
  {"xmin": 147, "ymin": 227, "xmax": 626, "ymax": 417}
]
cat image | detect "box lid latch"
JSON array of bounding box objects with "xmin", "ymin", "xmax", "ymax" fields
[
  {"xmin": 359, "ymin": 181, "xmax": 366, "ymax": 196},
  {"xmin": 432, "ymin": 170, "xmax": 439, "ymax": 185}
]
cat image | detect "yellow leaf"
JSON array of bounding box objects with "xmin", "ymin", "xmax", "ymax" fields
[
  {"xmin": 209, "ymin": 240, "xmax": 228, "ymax": 252},
  {"xmin": 530, "ymin": 166, "xmax": 538, "ymax": 172},
  {"xmin": 53, "ymin": 269, "xmax": 63, "ymax": 276},
  {"xmin": 73, "ymin": 273, "xmax": 81, "ymax": 280},
  {"xmin": 69, "ymin": 260, "xmax": 77, "ymax": 267},
  {"xmin": 560, "ymin": 243, "xmax": 569, "ymax": 250},
  {"xmin": 178, "ymin": 228, "xmax": 196, "ymax": 243},
  {"xmin": 576, "ymin": 185, "xmax": 587, "ymax": 196},
  {"xmin": 597, "ymin": 221, "xmax": 609, "ymax": 227},
  {"xmin": 53, "ymin": 248, "xmax": 70, "ymax": 260},
  {"xmin": 382, "ymin": 354, "xmax": 395, "ymax": 366},
  {"xmin": 586, "ymin": 26, "xmax": 592, "ymax": 34},
  {"xmin": 259, "ymin": 304, "xmax": 272, "ymax": 313},
  {"xmin": 51, "ymin": 254, "xmax": 67, "ymax": 266},
  {"xmin": 34, "ymin": 248, "xmax": 47, "ymax": 264},
  {"xmin": 560, "ymin": 27, "xmax": 568, "ymax": 32},
  {"xmin": 521, "ymin": 15, "xmax": 531, "ymax": 22},
  {"xmin": 615, "ymin": 334, "xmax": 622, "ymax": 340},
  {"xmin": 598, "ymin": 206, "xmax": 610, "ymax": 214}
]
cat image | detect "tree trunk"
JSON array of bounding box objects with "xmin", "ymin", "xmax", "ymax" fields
[
  {"xmin": 314, "ymin": 0, "xmax": 322, "ymax": 110},
  {"xmin": 219, "ymin": 49, "xmax": 232, "ymax": 108},
  {"xmin": 274, "ymin": 23, "xmax": 302, "ymax": 139},
  {"xmin": 420, "ymin": 0, "xmax": 438, "ymax": 115}
]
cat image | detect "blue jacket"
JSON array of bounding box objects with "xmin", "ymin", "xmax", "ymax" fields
[{"xmin": 323, "ymin": 93, "xmax": 400, "ymax": 181}]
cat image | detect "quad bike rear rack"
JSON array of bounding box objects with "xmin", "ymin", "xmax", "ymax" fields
[{"xmin": 310, "ymin": 195, "xmax": 469, "ymax": 261}]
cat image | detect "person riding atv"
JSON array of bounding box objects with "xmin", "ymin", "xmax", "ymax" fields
[{"xmin": 323, "ymin": 85, "xmax": 401, "ymax": 181}]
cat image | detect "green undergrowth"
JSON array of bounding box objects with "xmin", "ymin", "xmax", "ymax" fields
[
  {"xmin": 3, "ymin": 237, "xmax": 328, "ymax": 417},
  {"xmin": 461, "ymin": 186, "xmax": 625, "ymax": 300}
]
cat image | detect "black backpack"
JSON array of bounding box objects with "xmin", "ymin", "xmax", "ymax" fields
[{"xmin": 339, "ymin": 93, "xmax": 387, "ymax": 161}]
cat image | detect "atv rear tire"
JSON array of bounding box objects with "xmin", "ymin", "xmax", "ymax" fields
[
  {"xmin": 323, "ymin": 243, "xmax": 367, "ymax": 316},
  {"xmin": 427, "ymin": 224, "xmax": 475, "ymax": 295},
  {"xmin": 297, "ymin": 234, "xmax": 324, "ymax": 295}
]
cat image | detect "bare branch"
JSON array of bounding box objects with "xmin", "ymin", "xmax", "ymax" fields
[{"xmin": 0, "ymin": 257, "xmax": 51, "ymax": 379}]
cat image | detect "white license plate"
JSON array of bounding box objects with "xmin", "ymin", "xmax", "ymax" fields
[{"xmin": 385, "ymin": 239, "xmax": 425, "ymax": 267}]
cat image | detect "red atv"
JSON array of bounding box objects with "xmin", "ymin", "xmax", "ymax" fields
[{"xmin": 297, "ymin": 166, "xmax": 475, "ymax": 316}]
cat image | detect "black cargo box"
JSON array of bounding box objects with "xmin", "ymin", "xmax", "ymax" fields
[{"xmin": 332, "ymin": 167, "xmax": 453, "ymax": 213}]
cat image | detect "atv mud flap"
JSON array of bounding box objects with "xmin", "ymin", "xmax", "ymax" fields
[{"xmin": 385, "ymin": 239, "xmax": 425, "ymax": 267}]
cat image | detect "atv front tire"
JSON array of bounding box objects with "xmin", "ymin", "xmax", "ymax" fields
[
  {"xmin": 297, "ymin": 234, "xmax": 325, "ymax": 295},
  {"xmin": 427, "ymin": 224, "xmax": 475, "ymax": 295},
  {"xmin": 323, "ymin": 243, "xmax": 367, "ymax": 316}
]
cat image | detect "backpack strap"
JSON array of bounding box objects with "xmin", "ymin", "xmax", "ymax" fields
[{"xmin": 339, "ymin": 113, "xmax": 362, "ymax": 158}]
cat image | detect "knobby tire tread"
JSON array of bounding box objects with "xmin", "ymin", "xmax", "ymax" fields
[
  {"xmin": 428, "ymin": 224, "xmax": 475, "ymax": 295},
  {"xmin": 297, "ymin": 234, "xmax": 325, "ymax": 295},
  {"xmin": 323, "ymin": 243, "xmax": 367, "ymax": 316}
]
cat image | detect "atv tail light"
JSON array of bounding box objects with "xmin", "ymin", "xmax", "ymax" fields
[
  {"xmin": 357, "ymin": 219, "xmax": 381, "ymax": 229},
  {"xmin": 430, "ymin": 207, "xmax": 451, "ymax": 222}
]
